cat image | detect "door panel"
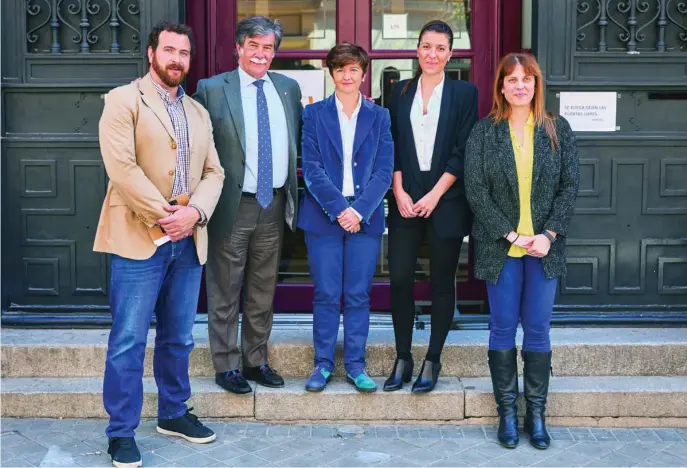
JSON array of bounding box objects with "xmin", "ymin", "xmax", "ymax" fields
[{"xmin": 196, "ymin": 0, "xmax": 504, "ymax": 313}]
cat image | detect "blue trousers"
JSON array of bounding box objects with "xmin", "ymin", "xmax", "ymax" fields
[
  {"xmin": 103, "ymin": 238, "xmax": 202, "ymax": 438},
  {"xmin": 305, "ymin": 231, "xmax": 381, "ymax": 375},
  {"xmin": 487, "ymin": 256, "xmax": 557, "ymax": 352}
]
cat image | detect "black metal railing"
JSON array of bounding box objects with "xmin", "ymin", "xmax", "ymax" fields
[
  {"xmin": 577, "ymin": 0, "xmax": 687, "ymax": 52},
  {"xmin": 26, "ymin": 0, "xmax": 141, "ymax": 54}
]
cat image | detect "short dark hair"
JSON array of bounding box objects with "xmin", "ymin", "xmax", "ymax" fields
[
  {"xmin": 325, "ymin": 41, "xmax": 369, "ymax": 75},
  {"xmin": 147, "ymin": 21, "xmax": 196, "ymax": 56},
  {"xmin": 235, "ymin": 16, "xmax": 283, "ymax": 51}
]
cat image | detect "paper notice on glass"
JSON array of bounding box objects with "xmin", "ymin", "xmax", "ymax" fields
[
  {"xmin": 559, "ymin": 92, "xmax": 617, "ymax": 132},
  {"xmin": 273, "ymin": 69, "xmax": 326, "ymax": 107},
  {"xmin": 383, "ymin": 13, "xmax": 408, "ymax": 39}
]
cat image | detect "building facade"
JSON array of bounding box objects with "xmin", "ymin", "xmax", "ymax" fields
[{"xmin": 2, "ymin": 0, "xmax": 686, "ymax": 326}]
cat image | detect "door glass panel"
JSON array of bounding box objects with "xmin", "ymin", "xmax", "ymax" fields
[
  {"xmin": 371, "ymin": 0, "xmax": 471, "ymax": 50},
  {"xmin": 273, "ymin": 58, "xmax": 332, "ymax": 282},
  {"xmin": 372, "ymin": 58, "xmax": 471, "ymax": 108},
  {"xmin": 278, "ymin": 58, "xmax": 472, "ymax": 283},
  {"xmin": 270, "ymin": 58, "xmax": 335, "ymax": 106},
  {"xmin": 238, "ymin": 0, "xmax": 337, "ymax": 50},
  {"xmin": 270, "ymin": 59, "xmax": 334, "ymax": 284},
  {"xmin": 371, "ymin": 58, "xmax": 472, "ymax": 283}
]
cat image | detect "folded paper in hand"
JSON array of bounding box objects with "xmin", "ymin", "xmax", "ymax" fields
[{"xmin": 148, "ymin": 193, "xmax": 190, "ymax": 246}]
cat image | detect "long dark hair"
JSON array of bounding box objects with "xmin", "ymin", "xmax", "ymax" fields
[{"xmin": 401, "ymin": 20, "xmax": 454, "ymax": 95}]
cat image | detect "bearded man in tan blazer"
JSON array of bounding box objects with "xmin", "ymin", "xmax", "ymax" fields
[{"xmin": 93, "ymin": 21, "xmax": 224, "ymax": 468}]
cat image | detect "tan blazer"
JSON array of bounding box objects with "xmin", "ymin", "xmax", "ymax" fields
[{"xmin": 93, "ymin": 74, "xmax": 225, "ymax": 264}]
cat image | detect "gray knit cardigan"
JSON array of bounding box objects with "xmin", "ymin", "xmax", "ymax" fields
[{"xmin": 464, "ymin": 116, "xmax": 580, "ymax": 284}]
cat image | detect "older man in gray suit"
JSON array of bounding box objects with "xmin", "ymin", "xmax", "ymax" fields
[{"xmin": 194, "ymin": 16, "xmax": 302, "ymax": 394}]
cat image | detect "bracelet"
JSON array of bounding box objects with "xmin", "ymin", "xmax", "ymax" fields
[
  {"xmin": 508, "ymin": 233, "xmax": 519, "ymax": 244},
  {"xmin": 542, "ymin": 231, "xmax": 556, "ymax": 244}
]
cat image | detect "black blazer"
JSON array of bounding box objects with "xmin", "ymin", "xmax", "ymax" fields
[
  {"xmin": 387, "ymin": 75, "xmax": 479, "ymax": 239},
  {"xmin": 464, "ymin": 116, "xmax": 580, "ymax": 284}
]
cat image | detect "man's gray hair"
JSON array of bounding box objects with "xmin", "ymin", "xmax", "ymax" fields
[{"xmin": 235, "ymin": 16, "xmax": 283, "ymax": 51}]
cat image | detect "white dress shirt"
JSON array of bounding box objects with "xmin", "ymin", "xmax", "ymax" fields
[
  {"xmin": 335, "ymin": 93, "xmax": 362, "ymax": 197},
  {"xmin": 238, "ymin": 66, "xmax": 289, "ymax": 193},
  {"xmin": 410, "ymin": 74, "xmax": 445, "ymax": 171}
]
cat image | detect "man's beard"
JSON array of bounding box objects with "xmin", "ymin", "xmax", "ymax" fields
[{"xmin": 153, "ymin": 54, "xmax": 187, "ymax": 88}]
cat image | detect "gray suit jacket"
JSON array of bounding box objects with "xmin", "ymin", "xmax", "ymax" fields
[{"xmin": 193, "ymin": 70, "xmax": 303, "ymax": 241}]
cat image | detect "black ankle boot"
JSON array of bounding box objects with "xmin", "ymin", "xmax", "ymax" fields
[
  {"xmin": 411, "ymin": 360, "xmax": 441, "ymax": 393},
  {"xmin": 522, "ymin": 350, "xmax": 552, "ymax": 450},
  {"xmin": 383, "ymin": 357, "xmax": 414, "ymax": 392},
  {"xmin": 488, "ymin": 349, "xmax": 519, "ymax": 448}
]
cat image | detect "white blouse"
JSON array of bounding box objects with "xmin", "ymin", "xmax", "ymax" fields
[
  {"xmin": 410, "ymin": 74, "xmax": 445, "ymax": 171},
  {"xmin": 335, "ymin": 93, "xmax": 362, "ymax": 197}
]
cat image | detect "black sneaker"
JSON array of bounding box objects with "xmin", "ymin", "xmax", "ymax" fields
[
  {"xmin": 156, "ymin": 408, "xmax": 216, "ymax": 444},
  {"xmin": 107, "ymin": 437, "xmax": 141, "ymax": 468}
]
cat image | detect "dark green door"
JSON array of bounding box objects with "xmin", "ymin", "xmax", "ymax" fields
[
  {"xmin": 535, "ymin": 0, "xmax": 687, "ymax": 319},
  {"xmin": 1, "ymin": 0, "xmax": 183, "ymax": 321}
]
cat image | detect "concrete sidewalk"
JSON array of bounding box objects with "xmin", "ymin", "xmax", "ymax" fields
[{"xmin": 1, "ymin": 419, "xmax": 686, "ymax": 467}]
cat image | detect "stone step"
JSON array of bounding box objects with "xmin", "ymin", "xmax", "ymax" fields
[
  {"xmin": 0, "ymin": 377, "xmax": 254, "ymax": 419},
  {"xmin": 2, "ymin": 326, "xmax": 686, "ymax": 379},
  {"xmin": 255, "ymin": 378, "xmax": 465, "ymax": 421},
  {"xmin": 3, "ymin": 375, "xmax": 687, "ymax": 423},
  {"xmin": 463, "ymin": 375, "xmax": 687, "ymax": 419}
]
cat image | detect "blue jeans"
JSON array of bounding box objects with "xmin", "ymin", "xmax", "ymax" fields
[
  {"xmin": 103, "ymin": 238, "xmax": 202, "ymax": 438},
  {"xmin": 487, "ymin": 256, "xmax": 557, "ymax": 352},
  {"xmin": 305, "ymin": 231, "xmax": 381, "ymax": 375}
]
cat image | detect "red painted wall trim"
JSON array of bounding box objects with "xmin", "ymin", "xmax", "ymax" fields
[
  {"xmin": 337, "ymin": 0, "xmax": 355, "ymax": 43},
  {"xmin": 185, "ymin": 0, "xmax": 207, "ymax": 95},
  {"xmin": 470, "ymin": 0, "xmax": 497, "ymax": 118},
  {"xmin": 274, "ymin": 50, "xmax": 329, "ymax": 59},
  {"xmin": 501, "ymin": 0, "xmax": 524, "ymax": 56},
  {"xmin": 368, "ymin": 50, "xmax": 475, "ymax": 59},
  {"xmin": 214, "ymin": 0, "xmax": 237, "ymax": 74},
  {"xmin": 355, "ymin": 0, "xmax": 372, "ymax": 97}
]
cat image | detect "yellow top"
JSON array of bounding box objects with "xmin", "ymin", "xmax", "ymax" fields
[{"xmin": 508, "ymin": 113, "xmax": 535, "ymax": 257}]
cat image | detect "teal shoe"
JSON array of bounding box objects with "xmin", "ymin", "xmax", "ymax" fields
[{"xmin": 346, "ymin": 370, "xmax": 377, "ymax": 393}]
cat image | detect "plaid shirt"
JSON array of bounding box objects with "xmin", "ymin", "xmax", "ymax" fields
[
  {"xmin": 151, "ymin": 77, "xmax": 206, "ymax": 223},
  {"xmin": 151, "ymin": 77, "xmax": 191, "ymax": 197}
]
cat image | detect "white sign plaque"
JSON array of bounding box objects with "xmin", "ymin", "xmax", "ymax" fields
[
  {"xmin": 272, "ymin": 69, "xmax": 326, "ymax": 107},
  {"xmin": 383, "ymin": 13, "xmax": 408, "ymax": 39},
  {"xmin": 559, "ymin": 92, "xmax": 617, "ymax": 132}
]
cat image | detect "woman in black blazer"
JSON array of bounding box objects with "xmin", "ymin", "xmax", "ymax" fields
[
  {"xmin": 385, "ymin": 20, "xmax": 478, "ymax": 394},
  {"xmin": 465, "ymin": 53, "xmax": 579, "ymax": 450}
]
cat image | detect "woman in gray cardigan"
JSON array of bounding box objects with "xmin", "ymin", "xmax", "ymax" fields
[{"xmin": 465, "ymin": 53, "xmax": 579, "ymax": 450}]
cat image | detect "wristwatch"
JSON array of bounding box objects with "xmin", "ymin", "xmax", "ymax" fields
[{"xmin": 542, "ymin": 231, "xmax": 556, "ymax": 244}]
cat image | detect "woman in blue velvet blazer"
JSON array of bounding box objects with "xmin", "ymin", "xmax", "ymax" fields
[{"xmin": 297, "ymin": 42, "xmax": 394, "ymax": 393}]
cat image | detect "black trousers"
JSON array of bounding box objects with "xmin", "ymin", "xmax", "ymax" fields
[{"xmin": 388, "ymin": 215, "xmax": 463, "ymax": 362}]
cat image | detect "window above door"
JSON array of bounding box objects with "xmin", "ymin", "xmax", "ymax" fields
[
  {"xmin": 370, "ymin": 0, "xmax": 471, "ymax": 51},
  {"xmin": 237, "ymin": 0, "xmax": 338, "ymax": 51}
]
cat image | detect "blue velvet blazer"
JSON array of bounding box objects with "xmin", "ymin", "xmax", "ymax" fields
[{"xmin": 297, "ymin": 94, "xmax": 394, "ymax": 236}]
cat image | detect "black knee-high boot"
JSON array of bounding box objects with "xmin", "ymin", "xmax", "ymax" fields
[
  {"xmin": 522, "ymin": 350, "xmax": 552, "ymax": 449},
  {"xmin": 487, "ymin": 349, "xmax": 519, "ymax": 448}
]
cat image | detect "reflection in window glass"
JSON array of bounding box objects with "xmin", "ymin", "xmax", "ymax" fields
[
  {"xmin": 270, "ymin": 59, "xmax": 335, "ymax": 106},
  {"xmin": 372, "ymin": 0, "xmax": 471, "ymax": 50},
  {"xmin": 269, "ymin": 58, "xmax": 332, "ymax": 281},
  {"xmin": 237, "ymin": 0, "xmax": 337, "ymax": 51},
  {"xmin": 372, "ymin": 58, "xmax": 471, "ymax": 108}
]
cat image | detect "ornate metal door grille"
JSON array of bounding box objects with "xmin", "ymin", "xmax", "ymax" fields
[
  {"xmin": 26, "ymin": 0, "xmax": 141, "ymax": 54},
  {"xmin": 576, "ymin": 0, "xmax": 687, "ymax": 52}
]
